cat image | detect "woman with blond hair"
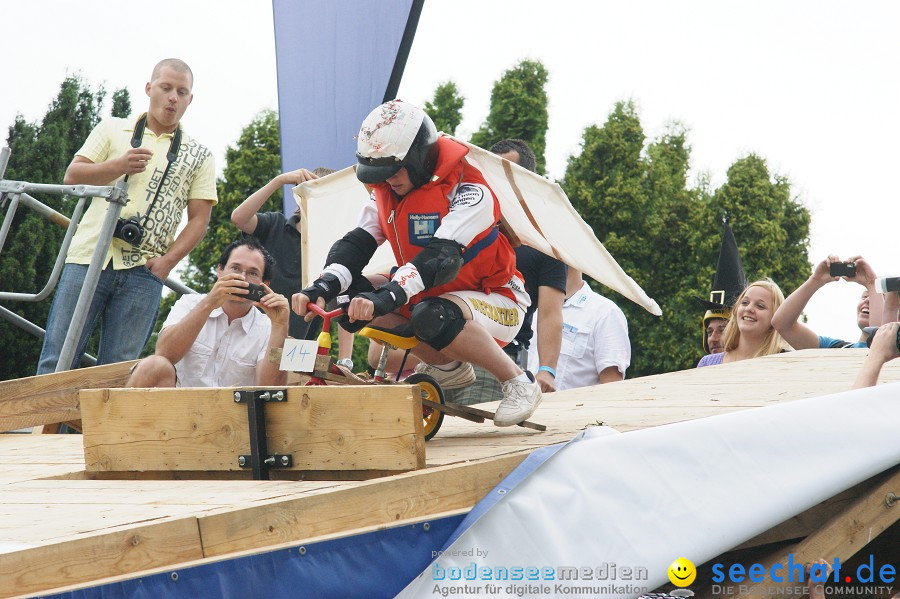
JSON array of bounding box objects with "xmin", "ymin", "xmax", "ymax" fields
[{"xmin": 697, "ymin": 279, "xmax": 790, "ymax": 367}]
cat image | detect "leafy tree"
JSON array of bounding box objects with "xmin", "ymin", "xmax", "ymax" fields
[
  {"xmin": 423, "ymin": 81, "xmax": 464, "ymax": 135},
  {"xmin": 708, "ymin": 154, "xmax": 811, "ymax": 294},
  {"xmin": 563, "ymin": 101, "xmax": 810, "ymax": 377},
  {"xmin": 111, "ymin": 88, "xmax": 132, "ymax": 119},
  {"xmin": 0, "ymin": 76, "xmax": 128, "ymax": 380},
  {"xmin": 470, "ymin": 60, "xmax": 549, "ymax": 173},
  {"xmin": 563, "ymin": 102, "xmax": 703, "ymax": 376}
]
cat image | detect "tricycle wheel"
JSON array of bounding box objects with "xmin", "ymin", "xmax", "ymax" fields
[{"xmin": 405, "ymin": 373, "xmax": 444, "ymax": 441}]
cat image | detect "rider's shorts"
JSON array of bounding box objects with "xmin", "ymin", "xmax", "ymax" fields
[{"xmin": 444, "ymin": 289, "xmax": 526, "ymax": 345}]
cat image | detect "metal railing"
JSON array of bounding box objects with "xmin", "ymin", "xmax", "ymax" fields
[{"xmin": 0, "ymin": 146, "xmax": 196, "ymax": 374}]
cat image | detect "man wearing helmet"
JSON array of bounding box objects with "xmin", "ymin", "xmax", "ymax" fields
[{"xmin": 292, "ymin": 100, "xmax": 541, "ymax": 426}]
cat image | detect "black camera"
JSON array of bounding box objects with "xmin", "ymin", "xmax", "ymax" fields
[
  {"xmin": 113, "ymin": 215, "xmax": 145, "ymax": 246},
  {"xmin": 829, "ymin": 262, "xmax": 856, "ymax": 277},
  {"xmin": 244, "ymin": 282, "xmax": 266, "ymax": 302},
  {"xmin": 863, "ymin": 326, "xmax": 900, "ymax": 352}
]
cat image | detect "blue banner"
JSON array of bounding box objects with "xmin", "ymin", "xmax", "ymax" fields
[{"xmin": 272, "ymin": 0, "xmax": 423, "ymax": 214}]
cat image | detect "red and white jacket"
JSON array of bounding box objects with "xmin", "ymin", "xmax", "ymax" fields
[{"xmin": 357, "ymin": 137, "xmax": 526, "ymax": 310}]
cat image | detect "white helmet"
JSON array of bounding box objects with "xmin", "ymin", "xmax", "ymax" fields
[{"xmin": 356, "ymin": 99, "xmax": 439, "ymax": 188}]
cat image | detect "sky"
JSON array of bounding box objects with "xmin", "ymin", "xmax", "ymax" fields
[{"xmin": 1, "ymin": 0, "xmax": 898, "ymax": 343}]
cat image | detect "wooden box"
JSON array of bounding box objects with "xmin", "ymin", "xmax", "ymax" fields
[{"xmin": 79, "ymin": 385, "xmax": 425, "ymax": 479}]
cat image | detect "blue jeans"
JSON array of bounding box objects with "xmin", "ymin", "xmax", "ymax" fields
[{"xmin": 36, "ymin": 263, "xmax": 164, "ymax": 374}]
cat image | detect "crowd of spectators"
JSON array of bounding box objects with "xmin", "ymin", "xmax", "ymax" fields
[{"xmin": 33, "ymin": 58, "xmax": 896, "ymax": 426}]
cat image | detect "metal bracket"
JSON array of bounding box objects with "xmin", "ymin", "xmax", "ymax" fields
[
  {"xmin": 233, "ymin": 389, "xmax": 289, "ymax": 480},
  {"xmin": 238, "ymin": 454, "xmax": 293, "ymax": 468}
]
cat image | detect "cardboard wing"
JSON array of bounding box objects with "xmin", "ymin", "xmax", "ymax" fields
[
  {"xmin": 295, "ymin": 139, "xmax": 661, "ymax": 315},
  {"xmin": 453, "ymin": 136, "xmax": 660, "ymax": 316},
  {"xmin": 295, "ymin": 166, "xmax": 397, "ymax": 288}
]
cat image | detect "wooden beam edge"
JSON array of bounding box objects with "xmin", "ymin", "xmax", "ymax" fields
[
  {"xmin": 0, "ymin": 516, "xmax": 203, "ymax": 598},
  {"xmin": 729, "ymin": 466, "xmax": 900, "ymax": 599},
  {"xmin": 197, "ymin": 451, "xmax": 531, "ymax": 557}
]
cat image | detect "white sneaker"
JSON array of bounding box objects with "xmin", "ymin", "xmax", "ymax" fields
[
  {"xmin": 494, "ymin": 373, "xmax": 542, "ymax": 427},
  {"xmin": 414, "ymin": 362, "xmax": 476, "ymax": 390}
]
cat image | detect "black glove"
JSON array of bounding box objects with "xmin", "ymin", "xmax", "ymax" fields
[
  {"xmin": 299, "ymin": 272, "xmax": 342, "ymax": 306},
  {"xmin": 357, "ymin": 280, "xmax": 408, "ymax": 317}
]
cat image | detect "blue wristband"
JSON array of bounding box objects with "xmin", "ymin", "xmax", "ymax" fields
[{"xmin": 538, "ymin": 365, "xmax": 556, "ymax": 378}]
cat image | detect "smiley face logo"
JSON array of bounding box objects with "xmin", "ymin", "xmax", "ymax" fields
[{"xmin": 668, "ymin": 557, "xmax": 696, "ymax": 587}]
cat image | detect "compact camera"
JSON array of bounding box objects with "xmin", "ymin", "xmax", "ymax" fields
[
  {"xmin": 829, "ymin": 262, "xmax": 856, "ymax": 277},
  {"xmin": 863, "ymin": 325, "xmax": 900, "ymax": 352},
  {"xmin": 113, "ymin": 215, "xmax": 145, "ymax": 246},
  {"xmin": 244, "ymin": 282, "xmax": 266, "ymax": 302}
]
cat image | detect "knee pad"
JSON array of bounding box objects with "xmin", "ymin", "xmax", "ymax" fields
[{"xmin": 410, "ymin": 297, "xmax": 466, "ymax": 350}]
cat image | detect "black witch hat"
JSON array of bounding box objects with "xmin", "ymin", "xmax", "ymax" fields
[{"xmin": 695, "ymin": 221, "xmax": 747, "ymax": 318}]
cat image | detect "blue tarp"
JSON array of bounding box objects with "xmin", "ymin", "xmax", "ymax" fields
[{"xmin": 48, "ymin": 513, "xmax": 465, "ymax": 599}]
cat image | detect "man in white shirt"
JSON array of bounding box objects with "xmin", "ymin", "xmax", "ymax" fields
[
  {"xmin": 529, "ymin": 268, "xmax": 630, "ymax": 390},
  {"xmin": 127, "ymin": 238, "xmax": 289, "ymax": 388}
]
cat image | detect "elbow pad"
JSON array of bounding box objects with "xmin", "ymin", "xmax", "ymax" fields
[
  {"xmin": 410, "ymin": 238, "xmax": 465, "ymax": 289},
  {"xmin": 326, "ymin": 227, "xmax": 378, "ymax": 275}
]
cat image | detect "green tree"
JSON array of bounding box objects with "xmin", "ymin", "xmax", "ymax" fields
[
  {"xmin": 562, "ymin": 101, "xmax": 810, "ymax": 376},
  {"xmin": 470, "ymin": 59, "xmax": 549, "ymax": 173},
  {"xmin": 563, "ymin": 101, "xmax": 705, "ymax": 376},
  {"xmin": 708, "ymin": 155, "xmax": 810, "ymax": 294},
  {"xmin": 423, "ymin": 81, "xmax": 464, "ymax": 135},
  {"xmin": 111, "ymin": 88, "xmax": 132, "ymax": 119},
  {"xmin": 0, "ymin": 76, "xmax": 128, "ymax": 380}
]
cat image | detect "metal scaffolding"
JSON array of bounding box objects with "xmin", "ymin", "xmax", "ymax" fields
[{"xmin": 0, "ymin": 146, "xmax": 195, "ymax": 375}]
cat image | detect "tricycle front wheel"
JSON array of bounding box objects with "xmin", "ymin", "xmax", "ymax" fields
[{"xmin": 405, "ymin": 373, "xmax": 445, "ymax": 441}]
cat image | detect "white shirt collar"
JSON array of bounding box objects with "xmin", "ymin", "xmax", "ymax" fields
[{"xmin": 564, "ymin": 281, "xmax": 591, "ymax": 308}]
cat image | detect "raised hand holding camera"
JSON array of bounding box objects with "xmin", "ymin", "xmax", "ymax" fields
[{"xmin": 240, "ymin": 281, "xmax": 290, "ymax": 328}]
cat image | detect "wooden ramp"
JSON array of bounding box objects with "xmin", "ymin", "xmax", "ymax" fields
[{"xmin": 0, "ymin": 349, "xmax": 898, "ymax": 597}]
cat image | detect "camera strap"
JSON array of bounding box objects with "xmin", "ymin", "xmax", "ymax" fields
[{"xmin": 123, "ymin": 113, "xmax": 182, "ymax": 238}]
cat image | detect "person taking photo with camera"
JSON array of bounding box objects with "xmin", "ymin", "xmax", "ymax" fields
[
  {"xmin": 36, "ymin": 58, "xmax": 217, "ymax": 375},
  {"xmin": 771, "ymin": 255, "xmax": 883, "ymax": 350},
  {"xmin": 127, "ymin": 238, "xmax": 289, "ymax": 388}
]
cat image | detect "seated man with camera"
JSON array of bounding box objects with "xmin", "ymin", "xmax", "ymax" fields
[
  {"xmin": 37, "ymin": 58, "xmax": 217, "ymax": 375},
  {"xmin": 127, "ymin": 238, "xmax": 289, "ymax": 388},
  {"xmin": 771, "ymin": 255, "xmax": 884, "ymax": 349}
]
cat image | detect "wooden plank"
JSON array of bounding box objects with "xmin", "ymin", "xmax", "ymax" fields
[
  {"xmin": 80, "ymin": 385, "xmax": 424, "ymax": 474},
  {"xmin": 0, "ymin": 360, "xmax": 136, "ymax": 432},
  {"xmin": 197, "ymin": 452, "xmax": 528, "ymax": 556},
  {"xmin": 0, "ymin": 517, "xmax": 203, "ymax": 598},
  {"xmin": 80, "ymin": 468, "xmax": 413, "ymax": 481},
  {"xmin": 728, "ymin": 466, "xmax": 900, "ymax": 599}
]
